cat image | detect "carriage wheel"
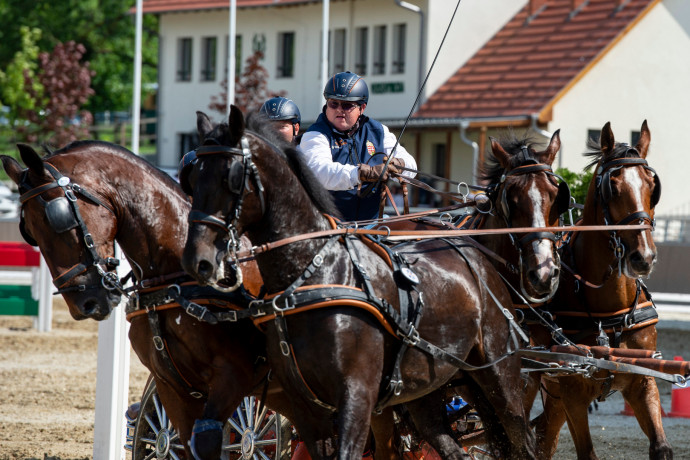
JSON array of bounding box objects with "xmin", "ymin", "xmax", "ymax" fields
[
  {"xmin": 130, "ymin": 379, "xmax": 187, "ymax": 459},
  {"xmin": 221, "ymin": 395, "xmax": 292, "ymax": 460}
]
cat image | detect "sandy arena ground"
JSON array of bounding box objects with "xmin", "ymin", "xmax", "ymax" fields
[{"xmin": 1, "ymin": 298, "xmax": 689, "ymax": 459}]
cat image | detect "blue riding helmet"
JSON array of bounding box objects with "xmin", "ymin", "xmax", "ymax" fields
[
  {"xmin": 259, "ymin": 97, "xmax": 301, "ymax": 124},
  {"xmin": 323, "ymin": 71, "xmax": 369, "ymax": 104},
  {"xmin": 178, "ymin": 150, "xmax": 197, "ymax": 195}
]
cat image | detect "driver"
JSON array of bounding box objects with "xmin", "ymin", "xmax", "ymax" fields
[
  {"xmin": 259, "ymin": 96, "xmax": 301, "ymax": 144},
  {"xmin": 299, "ymin": 71, "xmax": 416, "ymax": 221}
]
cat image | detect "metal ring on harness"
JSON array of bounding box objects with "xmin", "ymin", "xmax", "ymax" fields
[{"xmin": 456, "ymin": 182, "xmax": 469, "ymax": 201}]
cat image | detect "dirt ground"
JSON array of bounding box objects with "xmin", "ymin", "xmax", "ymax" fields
[{"xmin": 1, "ymin": 298, "xmax": 689, "ymax": 460}]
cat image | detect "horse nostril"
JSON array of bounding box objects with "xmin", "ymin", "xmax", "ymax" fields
[{"xmin": 197, "ymin": 259, "xmax": 214, "ymax": 279}]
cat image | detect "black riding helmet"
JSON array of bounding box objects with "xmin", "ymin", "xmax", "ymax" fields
[
  {"xmin": 259, "ymin": 97, "xmax": 301, "ymax": 125},
  {"xmin": 323, "ymin": 71, "xmax": 369, "ymax": 104},
  {"xmin": 177, "ymin": 150, "xmax": 197, "ymax": 195}
]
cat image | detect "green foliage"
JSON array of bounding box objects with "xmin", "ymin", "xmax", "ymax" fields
[
  {"xmin": 556, "ymin": 167, "xmax": 593, "ymax": 221},
  {"xmin": 0, "ymin": 27, "xmax": 43, "ymax": 125},
  {"xmin": 0, "ymin": 0, "xmax": 158, "ymax": 114}
]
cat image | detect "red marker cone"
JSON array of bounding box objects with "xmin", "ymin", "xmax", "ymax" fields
[{"xmin": 669, "ymin": 356, "xmax": 690, "ymax": 418}]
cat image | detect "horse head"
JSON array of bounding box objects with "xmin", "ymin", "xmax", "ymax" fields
[
  {"xmin": 1, "ymin": 144, "xmax": 121, "ymax": 320},
  {"xmin": 182, "ymin": 107, "xmax": 262, "ymax": 291},
  {"xmin": 585, "ymin": 120, "xmax": 659, "ymax": 278},
  {"xmin": 482, "ymin": 130, "xmax": 568, "ymax": 303}
]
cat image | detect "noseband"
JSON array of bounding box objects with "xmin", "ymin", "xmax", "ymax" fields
[
  {"xmin": 187, "ymin": 137, "xmax": 265, "ymax": 291},
  {"xmin": 18, "ymin": 163, "xmax": 124, "ymax": 295},
  {"xmin": 490, "ymin": 157, "xmax": 570, "ymax": 303}
]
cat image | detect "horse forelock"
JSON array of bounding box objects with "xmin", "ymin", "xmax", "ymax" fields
[
  {"xmin": 480, "ymin": 132, "xmax": 540, "ymax": 185},
  {"xmin": 583, "ymin": 138, "xmax": 637, "ymax": 171}
]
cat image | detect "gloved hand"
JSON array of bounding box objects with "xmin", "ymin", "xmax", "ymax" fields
[{"xmin": 358, "ymin": 158, "xmax": 405, "ymax": 183}]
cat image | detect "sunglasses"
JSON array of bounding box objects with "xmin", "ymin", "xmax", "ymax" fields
[{"xmin": 327, "ymin": 100, "xmax": 360, "ymax": 112}]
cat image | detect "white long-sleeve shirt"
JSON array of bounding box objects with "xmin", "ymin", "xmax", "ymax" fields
[{"xmin": 299, "ymin": 124, "xmax": 417, "ymax": 191}]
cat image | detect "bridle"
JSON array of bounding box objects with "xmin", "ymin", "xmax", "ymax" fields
[
  {"xmin": 593, "ymin": 147, "xmax": 660, "ymax": 276},
  {"xmin": 18, "ymin": 162, "xmax": 125, "ymax": 296},
  {"xmin": 488, "ymin": 151, "xmax": 570, "ymax": 303},
  {"xmin": 184, "ymin": 137, "xmax": 265, "ymax": 292}
]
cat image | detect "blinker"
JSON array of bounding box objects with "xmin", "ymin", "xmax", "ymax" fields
[{"xmin": 45, "ymin": 196, "xmax": 78, "ymax": 233}]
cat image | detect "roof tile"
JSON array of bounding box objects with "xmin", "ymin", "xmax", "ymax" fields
[{"xmin": 416, "ymin": 0, "xmax": 656, "ymax": 120}]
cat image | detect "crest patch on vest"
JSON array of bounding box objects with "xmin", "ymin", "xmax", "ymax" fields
[{"xmin": 366, "ymin": 141, "xmax": 375, "ymax": 155}]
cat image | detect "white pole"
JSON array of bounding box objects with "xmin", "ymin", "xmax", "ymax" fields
[
  {"xmin": 36, "ymin": 255, "xmax": 52, "ymax": 332},
  {"xmin": 321, "ymin": 0, "xmax": 330, "ymax": 100},
  {"xmin": 131, "ymin": 0, "xmax": 143, "ymax": 154},
  {"xmin": 227, "ymin": 0, "xmax": 237, "ymax": 115}
]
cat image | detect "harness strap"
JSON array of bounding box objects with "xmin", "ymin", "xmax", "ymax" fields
[{"xmin": 146, "ymin": 309, "xmax": 205, "ymax": 398}]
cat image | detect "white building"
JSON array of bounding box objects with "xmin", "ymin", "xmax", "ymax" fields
[{"xmin": 140, "ymin": 0, "xmax": 690, "ymax": 217}]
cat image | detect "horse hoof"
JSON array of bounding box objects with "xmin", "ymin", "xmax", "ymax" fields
[{"xmin": 190, "ymin": 419, "xmax": 223, "ymax": 460}]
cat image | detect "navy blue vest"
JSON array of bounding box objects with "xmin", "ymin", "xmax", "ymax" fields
[{"xmin": 306, "ymin": 113, "xmax": 386, "ymax": 221}]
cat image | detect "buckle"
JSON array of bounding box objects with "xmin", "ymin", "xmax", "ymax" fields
[
  {"xmin": 272, "ymin": 295, "xmax": 295, "ymax": 313},
  {"xmin": 153, "ymin": 336, "xmax": 164, "ymax": 351}
]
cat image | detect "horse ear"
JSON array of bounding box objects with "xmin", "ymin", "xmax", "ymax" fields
[
  {"xmin": 0, "ymin": 155, "xmax": 25, "ymax": 186},
  {"xmin": 489, "ymin": 137, "xmax": 511, "ymax": 169},
  {"xmin": 635, "ymin": 120, "xmax": 650, "ymax": 159},
  {"xmin": 196, "ymin": 111, "xmax": 214, "ymax": 140},
  {"xmin": 539, "ymin": 129, "xmax": 560, "ymax": 166},
  {"xmin": 228, "ymin": 104, "xmax": 246, "ymax": 145},
  {"xmin": 17, "ymin": 143, "xmax": 45, "ymax": 176},
  {"xmin": 600, "ymin": 122, "xmax": 615, "ymax": 156}
]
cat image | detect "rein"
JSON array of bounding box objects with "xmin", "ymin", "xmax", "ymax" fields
[{"xmin": 18, "ymin": 163, "xmax": 126, "ymax": 296}]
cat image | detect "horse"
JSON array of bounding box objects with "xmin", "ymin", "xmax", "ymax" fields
[
  {"xmin": 0, "ymin": 142, "xmax": 287, "ymax": 459},
  {"xmin": 532, "ymin": 120, "xmax": 671, "ymax": 459},
  {"xmin": 181, "ymin": 107, "xmax": 538, "ymax": 460}
]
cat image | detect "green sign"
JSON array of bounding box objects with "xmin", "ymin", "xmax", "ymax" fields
[{"xmin": 371, "ymin": 82, "xmax": 404, "ymax": 94}]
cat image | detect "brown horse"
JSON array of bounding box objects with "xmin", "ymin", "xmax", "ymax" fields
[
  {"xmin": 182, "ymin": 108, "xmax": 537, "ymax": 460},
  {"xmin": 1, "ymin": 142, "xmax": 285, "ymax": 459},
  {"xmin": 533, "ymin": 121, "xmax": 670, "ymax": 459}
]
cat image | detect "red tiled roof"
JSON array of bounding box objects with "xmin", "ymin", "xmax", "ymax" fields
[
  {"xmin": 139, "ymin": 0, "xmax": 320, "ymax": 14},
  {"xmin": 415, "ymin": 0, "xmax": 659, "ymax": 121}
]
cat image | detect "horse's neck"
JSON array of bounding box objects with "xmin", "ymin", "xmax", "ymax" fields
[
  {"xmin": 116, "ymin": 180, "xmax": 189, "ymax": 279},
  {"xmin": 572, "ymin": 195, "xmax": 638, "ymax": 311}
]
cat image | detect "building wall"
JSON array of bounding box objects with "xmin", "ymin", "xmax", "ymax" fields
[
  {"xmin": 550, "ymin": 0, "xmax": 690, "ymax": 216},
  {"xmin": 154, "ymin": 0, "xmax": 526, "ymax": 167}
]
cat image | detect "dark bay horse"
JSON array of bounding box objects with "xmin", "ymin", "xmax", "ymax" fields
[
  {"xmin": 182, "ymin": 108, "xmax": 537, "ymax": 460},
  {"xmin": 533, "ymin": 121, "xmax": 670, "ymax": 459},
  {"xmin": 1, "ymin": 142, "xmax": 284, "ymax": 459}
]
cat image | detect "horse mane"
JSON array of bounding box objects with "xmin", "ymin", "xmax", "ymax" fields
[
  {"xmin": 479, "ymin": 131, "xmax": 540, "ymax": 185},
  {"xmin": 42, "ymin": 139, "xmax": 183, "ymax": 191},
  {"xmin": 583, "ymin": 137, "xmax": 635, "ymax": 171},
  {"xmin": 244, "ymin": 114, "xmax": 341, "ymax": 218}
]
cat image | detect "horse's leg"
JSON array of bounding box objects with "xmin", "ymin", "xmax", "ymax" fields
[
  {"xmin": 336, "ymin": 377, "xmax": 380, "ymax": 460},
  {"xmin": 621, "ymin": 375, "xmax": 673, "ymax": 459},
  {"xmin": 467, "ymin": 358, "xmax": 537, "ymax": 460},
  {"xmin": 532, "ymin": 379, "xmax": 568, "ymax": 459},
  {"xmin": 371, "ymin": 407, "xmax": 400, "ymax": 460},
  {"xmin": 404, "ymin": 388, "xmax": 469, "ymax": 460},
  {"xmin": 153, "ymin": 379, "xmax": 205, "ymax": 458},
  {"xmin": 557, "ymin": 377, "xmax": 600, "ymax": 460}
]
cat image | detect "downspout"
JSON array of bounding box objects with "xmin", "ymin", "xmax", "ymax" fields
[
  {"xmin": 459, "ymin": 120, "xmax": 479, "ymax": 182},
  {"xmin": 394, "ymin": 0, "xmax": 425, "ymax": 107},
  {"xmin": 530, "ymin": 113, "xmax": 560, "ymax": 169}
]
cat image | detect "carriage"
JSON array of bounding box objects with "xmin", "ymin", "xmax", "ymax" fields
[{"xmin": 2, "ymin": 110, "xmax": 688, "ymax": 460}]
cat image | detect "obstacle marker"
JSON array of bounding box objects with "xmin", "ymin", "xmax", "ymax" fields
[{"xmin": 669, "ymin": 356, "xmax": 690, "ymax": 418}]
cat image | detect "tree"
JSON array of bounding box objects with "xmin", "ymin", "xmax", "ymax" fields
[
  {"xmin": 209, "ymin": 50, "xmax": 285, "ymax": 115},
  {"xmin": 555, "ymin": 167, "xmax": 593, "ymax": 221},
  {"xmin": 0, "ymin": 0, "xmax": 158, "ymax": 114},
  {"xmin": 0, "ymin": 26, "xmax": 43, "ymax": 127},
  {"xmin": 18, "ymin": 41, "xmax": 95, "ymax": 147}
]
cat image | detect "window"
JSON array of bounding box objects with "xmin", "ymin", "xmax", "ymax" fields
[
  {"xmin": 179, "ymin": 132, "xmax": 199, "ymax": 159},
  {"xmin": 631, "ymin": 131, "xmax": 640, "ymax": 146},
  {"xmin": 277, "ymin": 32, "xmax": 295, "ymax": 78},
  {"xmin": 587, "ymin": 129, "xmax": 601, "ymax": 144},
  {"xmin": 177, "ymin": 38, "xmax": 193, "ymax": 82},
  {"xmin": 392, "ymin": 23, "xmax": 406, "ymax": 74},
  {"xmin": 373, "ymin": 25, "xmax": 387, "ymax": 75},
  {"xmin": 332, "ymin": 28, "xmax": 347, "ymax": 74},
  {"xmin": 224, "ymin": 35, "xmax": 243, "ymax": 77},
  {"xmin": 201, "ymin": 37, "xmax": 217, "ymax": 81},
  {"xmin": 355, "ymin": 27, "xmax": 368, "ymax": 75}
]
